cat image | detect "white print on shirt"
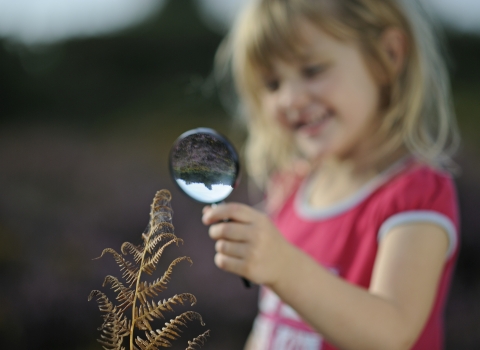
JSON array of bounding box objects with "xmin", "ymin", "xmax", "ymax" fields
[
  {"xmin": 279, "ymin": 303, "xmax": 303, "ymax": 321},
  {"xmin": 251, "ymin": 317, "xmax": 275, "ymax": 350},
  {"xmin": 271, "ymin": 324, "xmax": 322, "ymax": 350},
  {"xmin": 254, "ymin": 267, "xmax": 339, "ymax": 349},
  {"xmin": 259, "ymin": 288, "xmax": 280, "ymax": 314},
  {"xmin": 251, "ymin": 316, "xmax": 323, "ymax": 350},
  {"xmin": 260, "ymin": 288, "xmax": 302, "ymax": 320}
]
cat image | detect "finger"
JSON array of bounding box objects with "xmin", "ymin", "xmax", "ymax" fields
[
  {"xmin": 202, "ymin": 205, "xmax": 210, "ymax": 214},
  {"xmin": 208, "ymin": 222, "xmax": 250, "ymax": 242},
  {"xmin": 202, "ymin": 202, "xmax": 258, "ymax": 225},
  {"xmin": 214, "ymin": 253, "xmax": 246, "ymax": 277},
  {"xmin": 215, "ymin": 240, "xmax": 249, "ymax": 259}
]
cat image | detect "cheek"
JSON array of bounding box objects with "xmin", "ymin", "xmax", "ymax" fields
[
  {"xmin": 263, "ymin": 98, "xmax": 276, "ymax": 119},
  {"xmin": 262, "ymin": 96, "xmax": 289, "ymax": 129},
  {"xmin": 332, "ymin": 84, "xmax": 381, "ymax": 139},
  {"xmin": 346, "ymin": 78, "xmax": 381, "ymax": 123}
]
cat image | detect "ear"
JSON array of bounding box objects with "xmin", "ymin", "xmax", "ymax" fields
[{"xmin": 380, "ymin": 27, "xmax": 407, "ymax": 77}]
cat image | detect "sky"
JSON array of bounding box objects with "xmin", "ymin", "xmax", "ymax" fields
[
  {"xmin": 0, "ymin": 0, "xmax": 478, "ymax": 45},
  {"xmin": 424, "ymin": 0, "xmax": 480, "ymax": 32},
  {"xmin": 195, "ymin": 0, "xmax": 480, "ymax": 33},
  {"xmin": 0, "ymin": 0, "xmax": 166, "ymax": 45}
]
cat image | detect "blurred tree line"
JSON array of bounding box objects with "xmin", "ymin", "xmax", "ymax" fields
[{"xmin": 0, "ymin": 0, "xmax": 228, "ymax": 135}]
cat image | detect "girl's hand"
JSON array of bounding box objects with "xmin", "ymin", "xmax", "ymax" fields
[{"xmin": 202, "ymin": 202, "xmax": 292, "ymax": 286}]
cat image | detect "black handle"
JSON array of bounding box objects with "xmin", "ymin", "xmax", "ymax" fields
[{"xmin": 242, "ymin": 277, "xmax": 251, "ymax": 288}]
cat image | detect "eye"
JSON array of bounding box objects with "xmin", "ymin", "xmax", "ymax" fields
[
  {"xmin": 264, "ymin": 78, "xmax": 280, "ymax": 92},
  {"xmin": 302, "ymin": 64, "xmax": 326, "ymax": 78}
]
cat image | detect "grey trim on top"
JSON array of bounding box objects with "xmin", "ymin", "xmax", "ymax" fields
[
  {"xmin": 295, "ymin": 156, "xmax": 412, "ymax": 220},
  {"xmin": 378, "ymin": 210, "xmax": 457, "ymax": 259}
]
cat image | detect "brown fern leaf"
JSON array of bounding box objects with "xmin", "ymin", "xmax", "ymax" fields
[
  {"xmin": 97, "ymin": 311, "xmax": 130, "ymax": 350},
  {"xmin": 121, "ymin": 232, "xmax": 177, "ymax": 266},
  {"xmin": 163, "ymin": 311, "xmax": 205, "ymax": 334},
  {"xmin": 146, "ymin": 232, "xmax": 176, "ymax": 254},
  {"xmin": 134, "ymin": 311, "xmax": 205, "ymax": 350},
  {"xmin": 100, "ymin": 306, "xmax": 130, "ymax": 332},
  {"xmin": 149, "ymin": 221, "xmax": 175, "ymax": 238},
  {"xmin": 185, "ymin": 330, "xmax": 210, "ymax": 350},
  {"xmin": 89, "ymin": 290, "xmax": 131, "ymax": 349},
  {"xmin": 103, "ymin": 276, "xmax": 134, "ymax": 299},
  {"xmin": 95, "ymin": 248, "xmax": 139, "ymax": 286},
  {"xmin": 89, "ymin": 290, "xmax": 114, "ymax": 313},
  {"xmin": 136, "ymin": 255, "xmax": 191, "ymax": 306},
  {"xmin": 158, "ymin": 256, "xmax": 193, "ymax": 286},
  {"xmin": 121, "ymin": 242, "xmax": 145, "ymax": 264},
  {"xmin": 134, "ymin": 293, "xmax": 198, "ymax": 331},
  {"xmin": 149, "ymin": 190, "xmax": 174, "ymax": 228},
  {"xmin": 142, "ymin": 238, "xmax": 184, "ymax": 275},
  {"xmin": 88, "ymin": 290, "xmax": 123, "ymax": 330},
  {"xmin": 150, "ymin": 205, "xmax": 173, "ymax": 227},
  {"xmin": 135, "ymin": 330, "xmax": 171, "ymax": 350},
  {"xmin": 150, "ymin": 190, "xmax": 173, "ymax": 211},
  {"xmin": 135, "ymin": 281, "xmax": 161, "ymax": 306},
  {"xmin": 102, "ymin": 276, "xmax": 135, "ymax": 311}
]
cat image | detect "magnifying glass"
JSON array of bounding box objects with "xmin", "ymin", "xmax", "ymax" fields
[{"xmin": 169, "ymin": 127, "xmax": 251, "ymax": 288}]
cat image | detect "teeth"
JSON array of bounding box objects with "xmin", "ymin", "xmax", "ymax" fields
[
  {"xmin": 291, "ymin": 110, "xmax": 332, "ymax": 130},
  {"xmin": 308, "ymin": 113, "xmax": 327, "ymax": 125}
]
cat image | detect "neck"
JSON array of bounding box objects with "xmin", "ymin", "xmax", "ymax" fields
[
  {"xmin": 311, "ymin": 142, "xmax": 409, "ymax": 177},
  {"xmin": 306, "ymin": 147, "xmax": 409, "ymax": 209}
]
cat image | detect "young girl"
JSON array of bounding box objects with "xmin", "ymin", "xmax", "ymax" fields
[{"xmin": 202, "ymin": 0, "xmax": 460, "ymax": 349}]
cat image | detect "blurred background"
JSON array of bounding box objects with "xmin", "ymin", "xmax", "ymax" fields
[{"xmin": 0, "ymin": 0, "xmax": 478, "ymax": 349}]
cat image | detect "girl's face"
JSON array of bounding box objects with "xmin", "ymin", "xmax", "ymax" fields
[{"xmin": 260, "ymin": 21, "xmax": 382, "ymax": 162}]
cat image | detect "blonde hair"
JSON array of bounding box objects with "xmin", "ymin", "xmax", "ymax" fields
[{"xmin": 217, "ymin": 0, "xmax": 460, "ymax": 187}]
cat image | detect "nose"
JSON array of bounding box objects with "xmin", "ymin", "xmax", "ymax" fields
[{"xmin": 278, "ymin": 79, "xmax": 309, "ymax": 115}]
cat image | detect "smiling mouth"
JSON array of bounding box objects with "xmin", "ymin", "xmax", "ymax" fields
[{"xmin": 294, "ymin": 111, "xmax": 333, "ymax": 136}]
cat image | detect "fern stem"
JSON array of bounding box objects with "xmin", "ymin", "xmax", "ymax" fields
[{"xmin": 130, "ymin": 227, "xmax": 153, "ymax": 349}]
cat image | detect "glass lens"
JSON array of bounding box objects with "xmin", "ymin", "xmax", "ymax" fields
[{"xmin": 169, "ymin": 128, "xmax": 239, "ymax": 203}]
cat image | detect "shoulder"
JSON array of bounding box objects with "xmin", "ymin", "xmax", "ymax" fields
[
  {"xmin": 380, "ymin": 162, "xmax": 457, "ymax": 214},
  {"xmin": 375, "ymin": 161, "xmax": 459, "ymax": 258}
]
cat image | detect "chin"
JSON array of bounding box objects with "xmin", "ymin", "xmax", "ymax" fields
[
  {"xmin": 300, "ymin": 147, "xmax": 331, "ymax": 164},
  {"xmin": 296, "ymin": 139, "xmax": 330, "ymax": 160}
]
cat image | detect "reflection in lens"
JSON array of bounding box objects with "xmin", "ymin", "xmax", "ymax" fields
[
  {"xmin": 175, "ymin": 179, "xmax": 234, "ymax": 203},
  {"xmin": 170, "ymin": 129, "xmax": 239, "ymax": 204}
]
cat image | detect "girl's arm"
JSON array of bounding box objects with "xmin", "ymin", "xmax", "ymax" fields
[
  {"xmin": 243, "ymin": 331, "xmax": 256, "ymax": 350},
  {"xmin": 202, "ymin": 203, "xmax": 449, "ymax": 350}
]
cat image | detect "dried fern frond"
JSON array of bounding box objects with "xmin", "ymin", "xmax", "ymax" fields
[
  {"xmin": 120, "ymin": 242, "xmax": 145, "ymax": 264},
  {"xmin": 134, "ymin": 293, "xmax": 198, "ymax": 331},
  {"xmin": 102, "ymin": 276, "xmax": 135, "ymax": 312},
  {"xmin": 89, "ymin": 290, "xmax": 114, "ymax": 313},
  {"xmin": 135, "ymin": 312, "xmax": 205, "ymax": 350},
  {"xmin": 122, "ymin": 232, "xmax": 178, "ymax": 264},
  {"xmin": 89, "ymin": 290, "xmax": 131, "ymax": 349},
  {"xmin": 142, "ymin": 237, "xmax": 184, "ymax": 275},
  {"xmin": 89, "ymin": 190, "xmax": 210, "ymax": 350},
  {"xmin": 136, "ymin": 257, "xmax": 193, "ymax": 306},
  {"xmin": 94, "ymin": 248, "xmax": 140, "ymax": 286},
  {"xmin": 186, "ymin": 330, "xmax": 210, "ymax": 350}
]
